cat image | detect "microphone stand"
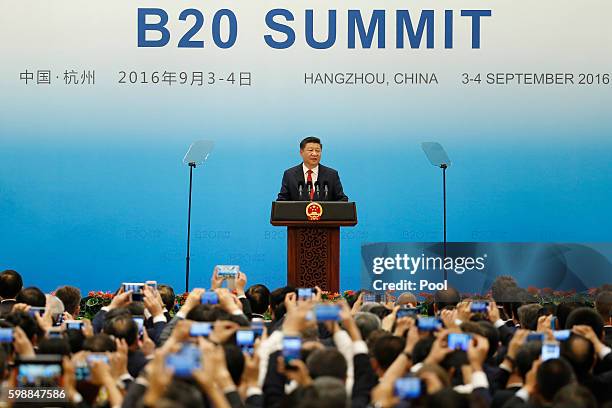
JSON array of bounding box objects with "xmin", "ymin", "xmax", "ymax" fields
[
  {"xmin": 441, "ymin": 163, "xmax": 447, "ymax": 282},
  {"xmin": 185, "ymin": 162, "xmax": 196, "ymax": 292}
]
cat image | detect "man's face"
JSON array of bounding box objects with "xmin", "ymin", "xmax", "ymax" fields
[{"xmin": 300, "ymin": 143, "xmax": 322, "ymax": 168}]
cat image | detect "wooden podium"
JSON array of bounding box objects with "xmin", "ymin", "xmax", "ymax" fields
[{"xmin": 270, "ymin": 201, "xmax": 357, "ymax": 292}]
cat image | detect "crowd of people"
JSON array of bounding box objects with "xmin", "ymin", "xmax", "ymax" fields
[{"xmin": 0, "ymin": 268, "xmax": 611, "ymax": 408}]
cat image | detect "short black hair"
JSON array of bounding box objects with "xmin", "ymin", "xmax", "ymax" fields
[
  {"xmin": 565, "ymin": 307, "xmax": 605, "ymax": 339},
  {"xmin": 300, "ymin": 137, "xmax": 322, "ymax": 150},
  {"xmin": 186, "ymin": 304, "xmax": 231, "ymax": 322},
  {"xmin": 15, "ymin": 287, "xmax": 46, "ymax": 307},
  {"xmin": 83, "ymin": 333, "xmax": 117, "ymax": 352},
  {"xmin": 434, "ymin": 287, "xmax": 461, "ymax": 309},
  {"xmin": 515, "ymin": 341, "xmax": 542, "ymax": 379},
  {"xmin": 536, "ymin": 359, "xmax": 574, "ymax": 402},
  {"xmin": 158, "ymin": 284, "xmax": 176, "ymax": 313},
  {"xmin": 37, "ymin": 338, "xmax": 71, "ymax": 356},
  {"xmin": 553, "ymin": 384, "xmax": 597, "ymax": 408},
  {"xmin": 372, "ymin": 335, "xmax": 405, "ymax": 370},
  {"xmin": 54, "ymin": 286, "xmax": 81, "ymax": 316},
  {"xmin": 224, "ymin": 344, "xmax": 245, "ymax": 385},
  {"xmin": 556, "ymin": 302, "xmax": 586, "ymax": 331},
  {"xmin": 246, "ymin": 284, "xmax": 270, "ymax": 315},
  {"xmin": 270, "ymin": 286, "xmax": 295, "ymax": 321},
  {"xmin": 306, "ymin": 348, "xmax": 347, "ymax": 380},
  {"xmin": 561, "ymin": 334, "xmax": 594, "ymax": 378},
  {"xmin": 0, "ymin": 270, "xmax": 23, "ymax": 299},
  {"xmin": 104, "ymin": 316, "xmax": 138, "ymax": 346},
  {"xmin": 595, "ymin": 290, "xmax": 612, "ymax": 321},
  {"xmin": 6, "ymin": 311, "xmax": 42, "ymax": 341}
]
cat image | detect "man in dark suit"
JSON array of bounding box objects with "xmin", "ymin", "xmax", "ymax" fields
[
  {"xmin": 277, "ymin": 136, "xmax": 348, "ymax": 202},
  {"xmin": 0, "ymin": 269, "xmax": 23, "ymax": 316}
]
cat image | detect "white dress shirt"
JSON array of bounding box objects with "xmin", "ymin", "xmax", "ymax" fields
[{"xmin": 302, "ymin": 163, "xmax": 319, "ymax": 186}]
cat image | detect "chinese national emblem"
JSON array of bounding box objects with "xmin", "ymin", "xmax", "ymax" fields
[{"xmin": 305, "ymin": 202, "xmax": 323, "ymax": 221}]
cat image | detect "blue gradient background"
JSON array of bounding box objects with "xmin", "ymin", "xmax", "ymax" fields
[{"xmin": 1, "ymin": 0, "xmax": 611, "ymax": 292}]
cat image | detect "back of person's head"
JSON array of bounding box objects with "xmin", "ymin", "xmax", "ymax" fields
[
  {"xmin": 37, "ymin": 337, "xmax": 71, "ymax": 356},
  {"xmin": 6, "ymin": 311, "xmax": 41, "ymax": 341},
  {"xmin": 353, "ymin": 312, "xmax": 381, "ymax": 342},
  {"xmin": 224, "ymin": 344, "xmax": 245, "ymax": 385},
  {"xmin": 157, "ymin": 284, "xmax": 175, "ymax": 313},
  {"xmin": 396, "ymin": 292, "xmax": 417, "ymax": 306},
  {"xmin": 127, "ymin": 302, "xmax": 145, "ymax": 317},
  {"xmin": 476, "ymin": 321, "xmax": 499, "ymax": 359},
  {"xmin": 104, "ymin": 307, "xmax": 132, "ymax": 322},
  {"xmin": 595, "ymin": 290, "xmax": 612, "ymax": 322},
  {"xmin": 372, "ymin": 335, "xmax": 404, "ymax": 370},
  {"xmin": 246, "ymin": 284, "xmax": 270, "ymax": 315},
  {"xmin": 434, "ymin": 287, "xmax": 461, "ymax": 310},
  {"xmin": 565, "ymin": 307, "xmax": 605, "ymax": 339},
  {"xmin": 417, "ymin": 364, "xmax": 451, "ymax": 389},
  {"xmin": 556, "ymin": 302, "xmax": 586, "ymax": 331},
  {"xmin": 552, "ymin": 384, "xmax": 597, "ymax": 408},
  {"xmin": 426, "ymin": 388, "xmax": 469, "ymax": 408},
  {"xmin": 65, "ymin": 328, "xmax": 85, "ymax": 353},
  {"xmin": 312, "ymin": 376, "xmax": 348, "ymax": 408},
  {"xmin": 440, "ymin": 350, "xmax": 469, "ymax": 386},
  {"xmin": 561, "ymin": 334, "xmax": 595, "ymax": 378},
  {"xmin": 164, "ymin": 379, "xmax": 205, "ymax": 407},
  {"xmin": 83, "ymin": 334, "xmax": 117, "ymax": 352},
  {"xmin": 15, "ymin": 287, "xmax": 46, "ymax": 307},
  {"xmin": 54, "ymin": 286, "xmax": 81, "ymax": 316},
  {"xmin": 412, "ymin": 336, "xmax": 435, "ymax": 364},
  {"xmin": 104, "ymin": 316, "xmax": 138, "ymax": 346},
  {"xmin": 517, "ymin": 303, "xmax": 544, "ymax": 330},
  {"xmin": 0, "ymin": 270, "xmax": 23, "ymax": 299},
  {"xmin": 491, "ymin": 275, "xmax": 518, "ymax": 302},
  {"xmin": 536, "ymin": 359, "xmax": 574, "ymax": 402},
  {"xmin": 270, "ymin": 286, "xmax": 295, "ymax": 321},
  {"xmin": 306, "ymin": 348, "xmax": 347, "ymax": 381},
  {"xmin": 186, "ymin": 304, "xmax": 231, "ymax": 322},
  {"xmin": 367, "ymin": 305, "xmax": 391, "ymax": 321},
  {"xmin": 516, "ymin": 341, "xmax": 542, "ymax": 379}
]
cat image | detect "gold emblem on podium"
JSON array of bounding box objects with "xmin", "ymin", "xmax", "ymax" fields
[{"xmin": 306, "ymin": 202, "xmax": 323, "ymax": 221}]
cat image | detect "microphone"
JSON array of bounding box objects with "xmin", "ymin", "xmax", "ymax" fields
[
  {"xmin": 314, "ymin": 181, "xmax": 321, "ymax": 200},
  {"xmin": 323, "ymin": 182, "xmax": 329, "ymax": 200},
  {"xmin": 298, "ymin": 181, "xmax": 304, "ymax": 199},
  {"xmin": 307, "ymin": 181, "xmax": 313, "ymax": 201}
]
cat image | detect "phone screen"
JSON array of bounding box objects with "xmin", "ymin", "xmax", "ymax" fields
[
  {"xmin": 216, "ymin": 265, "xmax": 239, "ymax": 279},
  {"xmin": 16, "ymin": 363, "xmax": 63, "ymax": 387},
  {"xmin": 470, "ymin": 302, "xmax": 489, "ymax": 313},
  {"xmin": 133, "ymin": 317, "xmax": 144, "ymax": 337},
  {"xmin": 236, "ymin": 329, "xmax": 255, "ymax": 354},
  {"xmin": 283, "ymin": 337, "xmax": 302, "ymax": 364},
  {"xmin": 397, "ymin": 307, "xmax": 419, "ymax": 319},
  {"xmin": 190, "ymin": 322, "xmax": 212, "ymax": 337},
  {"xmin": 315, "ymin": 304, "xmax": 341, "ymax": 321},
  {"xmin": 447, "ymin": 333, "xmax": 471, "ymax": 351},
  {"xmin": 394, "ymin": 377, "xmax": 421, "ymax": 399},
  {"xmin": 201, "ymin": 292, "xmax": 219, "ymax": 305},
  {"xmin": 123, "ymin": 283, "xmax": 145, "ymax": 301},
  {"xmin": 66, "ymin": 321, "xmax": 84, "ymax": 331},
  {"xmin": 541, "ymin": 341, "xmax": 560, "ymax": 361},
  {"xmin": 166, "ymin": 344, "xmax": 201, "ymax": 378},
  {"xmin": 297, "ymin": 288, "xmax": 313, "ymax": 301},
  {"xmin": 417, "ymin": 317, "xmax": 441, "ymax": 331},
  {"xmin": 0, "ymin": 328, "xmax": 14, "ymax": 343}
]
